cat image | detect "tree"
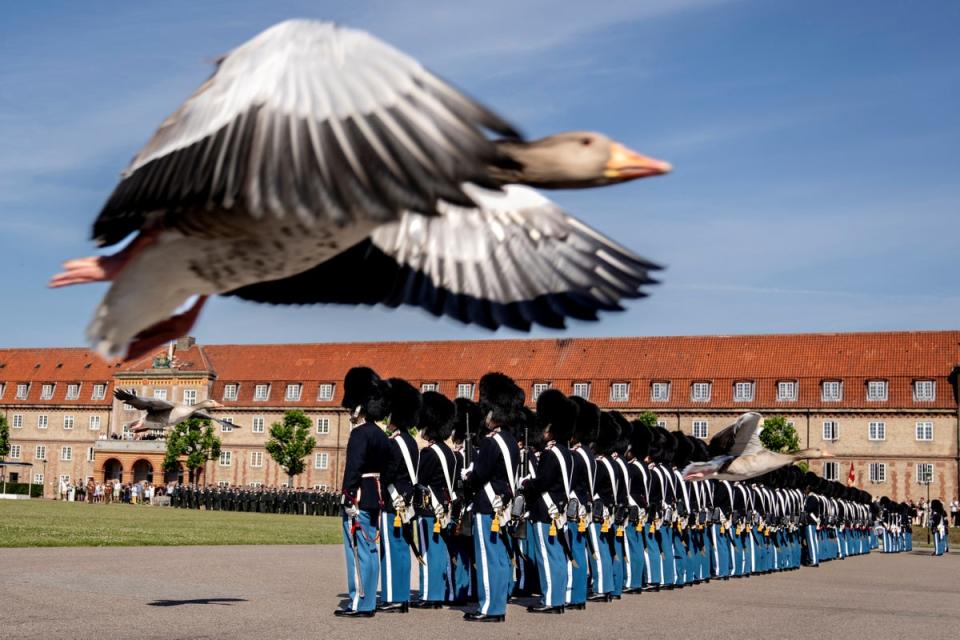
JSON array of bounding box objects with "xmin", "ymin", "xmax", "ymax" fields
[
  {"xmin": 265, "ymin": 411, "xmax": 317, "ymax": 488},
  {"xmin": 163, "ymin": 417, "xmax": 222, "ymax": 484},
  {"xmin": 0, "ymin": 414, "xmax": 9, "ymax": 459},
  {"xmin": 633, "ymin": 411, "xmax": 659, "ymax": 430}
]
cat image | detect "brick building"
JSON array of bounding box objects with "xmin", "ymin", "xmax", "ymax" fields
[{"xmin": 2, "ymin": 331, "xmax": 958, "ymax": 502}]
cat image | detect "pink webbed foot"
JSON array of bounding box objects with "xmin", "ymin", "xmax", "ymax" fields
[
  {"xmin": 123, "ymin": 296, "xmax": 209, "ymax": 362},
  {"xmin": 49, "ymin": 256, "xmax": 124, "ymax": 288}
]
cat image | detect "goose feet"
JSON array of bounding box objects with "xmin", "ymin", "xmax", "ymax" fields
[
  {"xmin": 125, "ymin": 296, "xmax": 209, "ymax": 361},
  {"xmin": 49, "ymin": 232, "xmax": 159, "ymax": 288}
]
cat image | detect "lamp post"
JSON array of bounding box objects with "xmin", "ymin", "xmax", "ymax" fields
[{"xmin": 920, "ymin": 465, "xmax": 932, "ymax": 544}]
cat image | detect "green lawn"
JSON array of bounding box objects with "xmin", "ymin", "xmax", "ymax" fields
[{"xmin": 0, "ymin": 500, "xmax": 343, "ymax": 547}]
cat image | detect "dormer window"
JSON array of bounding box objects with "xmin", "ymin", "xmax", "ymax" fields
[
  {"xmin": 572, "ymin": 382, "xmax": 591, "ymax": 400},
  {"xmin": 821, "ymin": 380, "xmax": 842, "ymax": 402},
  {"xmin": 223, "ymin": 384, "xmax": 238, "ymax": 401},
  {"xmin": 913, "ymin": 380, "xmax": 935, "ymax": 402},
  {"xmin": 91, "ymin": 384, "xmax": 106, "ymax": 400},
  {"xmin": 691, "ymin": 382, "xmax": 711, "ymax": 402},
  {"xmin": 420, "ymin": 383, "xmax": 438, "ymax": 393},
  {"xmin": 866, "ymin": 380, "xmax": 887, "ymax": 401},
  {"xmin": 456, "ymin": 383, "xmax": 474, "ymax": 399},
  {"xmin": 610, "ymin": 382, "xmax": 630, "ymax": 402},
  {"xmin": 16, "ymin": 383, "xmax": 29, "ymax": 400},
  {"xmin": 317, "ymin": 383, "xmax": 335, "ymax": 401},
  {"xmin": 733, "ymin": 381, "xmax": 754, "ymax": 402},
  {"xmin": 532, "ymin": 383, "xmax": 551, "ymax": 401},
  {"xmin": 285, "ymin": 384, "xmax": 302, "ymax": 401},
  {"xmin": 254, "ymin": 384, "xmax": 270, "ymax": 401},
  {"xmin": 40, "ymin": 384, "xmax": 55, "ymax": 400},
  {"xmin": 777, "ymin": 380, "xmax": 797, "ymax": 402},
  {"xmin": 66, "ymin": 384, "xmax": 80, "ymax": 400},
  {"xmin": 651, "ymin": 382, "xmax": 670, "ymax": 402}
]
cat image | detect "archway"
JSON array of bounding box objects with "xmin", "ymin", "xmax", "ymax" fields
[
  {"xmin": 163, "ymin": 462, "xmax": 183, "ymax": 484},
  {"xmin": 103, "ymin": 459, "xmax": 123, "ymax": 483},
  {"xmin": 132, "ymin": 459, "xmax": 153, "ymax": 483}
]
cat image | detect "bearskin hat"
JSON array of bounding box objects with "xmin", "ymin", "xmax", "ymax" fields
[
  {"xmin": 931, "ymin": 499, "xmax": 944, "ymax": 514},
  {"xmin": 672, "ymin": 430, "xmax": 693, "ymax": 468},
  {"xmin": 593, "ymin": 412, "xmax": 621, "ymax": 456},
  {"xmin": 536, "ymin": 389, "xmax": 578, "ymax": 444},
  {"xmin": 420, "ymin": 391, "xmax": 455, "ymax": 442},
  {"xmin": 387, "ymin": 378, "xmax": 422, "ymax": 431},
  {"xmin": 803, "ymin": 471, "xmax": 821, "ymax": 491},
  {"xmin": 342, "ymin": 367, "xmax": 392, "ymax": 422},
  {"xmin": 522, "ymin": 407, "xmax": 546, "ymax": 451},
  {"xmin": 570, "ymin": 397, "xmax": 600, "ymax": 444},
  {"xmin": 452, "ymin": 398, "xmax": 482, "ymax": 447},
  {"xmin": 629, "ymin": 420, "xmax": 653, "ymax": 459},
  {"xmin": 479, "ymin": 372, "xmax": 525, "ymax": 428},
  {"xmin": 650, "ymin": 428, "xmax": 678, "ymax": 464},
  {"xmin": 611, "ymin": 412, "xmax": 633, "ymax": 455},
  {"xmin": 688, "ymin": 436, "xmax": 710, "ymax": 463}
]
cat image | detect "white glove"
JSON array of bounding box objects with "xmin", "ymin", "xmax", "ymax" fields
[
  {"xmin": 548, "ymin": 503, "xmax": 560, "ymax": 520},
  {"xmin": 460, "ymin": 464, "xmax": 474, "ymax": 481},
  {"xmin": 491, "ymin": 494, "xmax": 503, "ymax": 511},
  {"xmin": 392, "ymin": 496, "xmax": 406, "ymax": 512},
  {"xmin": 344, "ymin": 504, "xmax": 359, "ymax": 518},
  {"xmin": 517, "ymin": 474, "xmax": 531, "ymax": 488},
  {"xmin": 434, "ymin": 503, "xmax": 446, "ymax": 521}
]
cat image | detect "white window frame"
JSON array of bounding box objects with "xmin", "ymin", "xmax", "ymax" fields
[
  {"xmin": 456, "ymin": 383, "xmax": 474, "ymax": 399},
  {"xmin": 12, "ymin": 414, "xmax": 23, "ymax": 429},
  {"xmin": 316, "ymin": 417, "xmax": 330, "ymax": 435},
  {"xmin": 122, "ymin": 389, "xmax": 138, "ymax": 411},
  {"xmin": 0, "ymin": 383, "xmax": 4, "ymax": 399},
  {"xmin": 89, "ymin": 415, "xmax": 101, "ymax": 431},
  {"xmin": 868, "ymin": 421, "xmax": 886, "ymax": 441},
  {"xmin": 691, "ymin": 382, "xmax": 711, "ymax": 402},
  {"xmin": 254, "ymin": 384, "xmax": 270, "ymax": 401},
  {"xmin": 317, "ymin": 383, "xmax": 335, "ymax": 401},
  {"xmin": 153, "ymin": 389, "xmax": 168, "ymax": 401},
  {"xmin": 866, "ymin": 380, "xmax": 888, "ymax": 401},
  {"xmin": 532, "ymin": 383, "xmax": 551, "ymax": 401},
  {"xmin": 823, "ymin": 461, "xmax": 839, "ymax": 481},
  {"xmin": 692, "ymin": 420, "xmax": 709, "ymax": 439},
  {"xmin": 656, "ymin": 420, "xmax": 667, "ymax": 428},
  {"xmin": 223, "ymin": 384, "xmax": 239, "ymax": 401},
  {"xmin": 913, "ymin": 380, "xmax": 935, "ymax": 402},
  {"xmin": 218, "ymin": 481, "xmax": 230, "ymax": 488},
  {"xmin": 610, "ymin": 382, "xmax": 630, "ymax": 402},
  {"xmin": 34, "ymin": 473, "xmax": 44, "ymax": 484},
  {"xmin": 182, "ymin": 389, "xmax": 198, "ymax": 406},
  {"xmin": 285, "ymin": 384, "xmax": 302, "ymax": 401},
  {"xmin": 40, "ymin": 384, "xmax": 55, "ymax": 400},
  {"xmin": 86, "ymin": 447, "xmax": 95, "ymax": 462},
  {"xmin": 314, "ymin": 484, "xmax": 329, "ymax": 492},
  {"xmin": 250, "ymin": 451, "xmax": 263, "ymax": 468},
  {"xmin": 252, "ymin": 416, "xmax": 265, "ymax": 433},
  {"xmin": 220, "ymin": 417, "xmax": 234, "ymax": 433},
  {"xmin": 821, "ymin": 380, "xmax": 842, "ymax": 402},
  {"xmin": 16, "ymin": 383, "xmax": 29, "ymax": 400},
  {"xmin": 776, "ymin": 380, "xmax": 797, "ymax": 402},
  {"xmin": 733, "ymin": 381, "xmax": 754, "ymax": 402},
  {"xmin": 37, "ymin": 415, "xmax": 49, "ymax": 430},
  {"xmin": 35, "ymin": 445, "xmax": 46, "ymax": 460},
  {"xmin": 63, "ymin": 415, "xmax": 75, "ymax": 430},
  {"xmin": 822, "ymin": 420, "xmax": 839, "ymax": 441},
  {"xmin": 60, "ymin": 446, "xmax": 72, "ymax": 462},
  {"xmin": 9, "ymin": 444, "xmax": 21, "ymax": 459},
  {"xmin": 868, "ymin": 462, "xmax": 886, "ymax": 483},
  {"xmin": 572, "ymin": 382, "xmax": 591, "ymax": 400},
  {"xmin": 915, "ymin": 421, "xmax": 933, "ymax": 442},
  {"xmin": 66, "ymin": 383, "xmax": 81, "ymax": 400},
  {"xmin": 219, "ymin": 451, "xmax": 232, "ymax": 467},
  {"xmin": 92, "ymin": 384, "xmax": 106, "ymax": 400},
  {"xmin": 916, "ymin": 463, "xmax": 933, "ymax": 484},
  {"xmin": 420, "ymin": 383, "xmax": 439, "ymax": 393},
  {"xmin": 651, "ymin": 382, "xmax": 671, "ymax": 402},
  {"xmin": 314, "ymin": 452, "xmax": 329, "ymax": 470}
]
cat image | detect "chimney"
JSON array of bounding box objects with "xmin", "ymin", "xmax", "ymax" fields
[{"xmin": 175, "ymin": 336, "xmax": 196, "ymax": 352}]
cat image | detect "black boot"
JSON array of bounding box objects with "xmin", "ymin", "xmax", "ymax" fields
[
  {"xmin": 527, "ymin": 604, "xmax": 564, "ymax": 614},
  {"xmin": 334, "ymin": 608, "xmax": 375, "ymax": 618},
  {"xmin": 463, "ymin": 611, "xmax": 505, "ymax": 622},
  {"xmin": 376, "ymin": 602, "xmax": 409, "ymax": 613}
]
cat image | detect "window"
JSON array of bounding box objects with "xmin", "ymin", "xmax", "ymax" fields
[
  {"xmin": 733, "ymin": 381, "xmax": 754, "ymax": 402},
  {"xmin": 250, "ymin": 451, "xmax": 263, "ymax": 468},
  {"xmin": 315, "ymin": 452, "xmax": 329, "ymax": 470},
  {"xmin": 572, "ymin": 382, "xmax": 591, "ymax": 400},
  {"xmin": 916, "ymin": 421, "xmax": 933, "ymax": 442},
  {"xmin": 123, "ymin": 389, "xmax": 138, "ymax": 411},
  {"xmin": 35, "ymin": 445, "xmax": 46, "ymax": 460},
  {"xmin": 153, "ymin": 389, "xmax": 168, "ymax": 401},
  {"xmin": 317, "ymin": 418, "xmax": 330, "ymax": 435},
  {"xmin": 223, "ymin": 384, "xmax": 238, "ymax": 401},
  {"xmin": 0, "ymin": 383, "xmax": 4, "ymax": 398},
  {"xmin": 822, "ymin": 420, "xmax": 839, "ymax": 441},
  {"xmin": 58, "ymin": 446, "xmax": 72, "ymax": 461},
  {"xmin": 866, "ymin": 380, "xmax": 888, "ymax": 401},
  {"xmin": 16, "ymin": 383, "xmax": 29, "ymax": 399},
  {"xmin": 651, "ymin": 382, "xmax": 670, "ymax": 402},
  {"xmin": 9, "ymin": 445, "xmax": 21, "ymax": 459},
  {"xmin": 691, "ymin": 382, "xmax": 711, "ymax": 402},
  {"xmin": 868, "ymin": 421, "xmax": 886, "ymax": 441},
  {"xmin": 250, "ymin": 482, "xmax": 263, "ymax": 489},
  {"xmin": 252, "ymin": 417, "xmax": 265, "ymax": 433},
  {"xmin": 314, "ymin": 484, "xmax": 329, "ymax": 491},
  {"xmin": 12, "ymin": 414, "xmax": 23, "ymax": 429},
  {"xmin": 285, "ymin": 384, "xmax": 302, "ymax": 401},
  {"xmin": 218, "ymin": 481, "xmax": 230, "ymax": 488},
  {"xmin": 420, "ymin": 383, "xmax": 438, "ymax": 393},
  {"xmin": 86, "ymin": 447, "xmax": 95, "ymax": 462},
  {"xmin": 823, "ymin": 461, "xmax": 839, "ymax": 481},
  {"xmin": 121, "ymin": 423, "xmax": 132, "ymax": 439},
  {"xmin": 532, "ymin": 383, "xmax": 550, "ymax": 401},
  {"xmin": 916, "ymin": 463, "xmax": 933, "ymax": 484},
  {"xmin": 89, "ymin": 416, "xmax": 101, "ymax": 431},
  {"xmin": 868, "ymin": 463, "xmax": 886, "ymax": 483},
  {"xmin": 777, "ymin": 381, "xmax": 797, "ymax": 401},
  {"xmin": 317, "ymin": 383, "xmax": 335, "ymax": 401},
  {"xmin": 37, "ymin": 415, "xmax": 48, "ymax": 429},
  {"xmin": 92, "ymin": 384, "xmax": 106, "ymax": 400},
  {"xmin": 254, "ymin": 384, "xmax": 270, "ymax": 401},
  {"xmin": 63, "ymin": 415, "xmax": 75, "ymax": 430},
  {"xmin": 219, "ymin": 451, "xmax": 232, "ymax": 466},
  {"xmin": 34, "ymin": 473, "xmax": 44, "ymax": 484},
  {"xmin": 456, "ymin": 383, "xmax": 474, "ymax": 399},
  {"xmin": 182, "ymin": 389, "xmax": 197, "ymax": 406},
  {"xmin": 913, "ymin": 380, "xmax": 935, "ymax": 401},
  {"xmin": 821, "ymin": 381, "xmax": 842, "ymax": 401},
  {"xmin": 220, "ymin": 418, "xmax": 234, "ymax": 433},
  {"xmin": 606, "ymin": 382, "xmax": 627, "ymax": 402},
  {"xmin": 66, "ymin": 384, "xmax": 80, "ymax": 400},
  {"xmin": 656, "ymin": 420, "xmax": 667, "ymax": 428},
  {"xmin": 40, "ymin": 384, "xmax": 55, "ymax": 400},
  {"xmin": 692, "ymin": 420, "xmax": 708, "ymax": 438},
  {"xmin": 59, "ymin": 474, "xmax": 71, "ymax": 485}
]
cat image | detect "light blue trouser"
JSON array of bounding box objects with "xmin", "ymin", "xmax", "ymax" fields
[
  {"xmin": 379, "ymin": 511, "xmax": 411, "ymax": 604},
  {"xmin": 588, "ymin": 522, "xmax": 614, "ymax": 594},
  {"xmin": 708, "ymin": 524, "xmax": 731, "ymax": 577},
  {"xmin": 803, "ymin": 525, "xmax": 819, "ymax": 565},
  {"xmin": 624, "ymin": 524, "xmax": 645, "ymax": 589},
  {"xmin": 473, "ymin": 514, "xmax": 511, "ymax": 616},
  {"xmin": 731, "ymin": 530, "xmax": 745, "ymax": 575},
  {"xmin": 532, "ymin": 521, "xmax": 570, "ymax": 607},
  {"xmin": 342, "ymin": 509, "xmax": 380, "ymax": 612},
  {"xmin": 417, "ymin": 516, "xmax": 451, "ymax": 602},
  {"xmin": 568, "ymin": 527, "xmax": 589, "ymax": 604},
  {"xmin": 513, "ymin": 530, "xmax": 541, "ymax": 595},
  {"xmin": 658, "ymin": 525, "xmax": 678, "ymax": 584},
  {"xmin": 611, "ymin": 530, "xmax": 625, "ymax": 596},
  {"xmin": 643, "ymin": 525, "xmax": 662, "ymax": 586},
  {"xmin": 448, "ymin": 532, "xmax": 474, "ymax": 603}
]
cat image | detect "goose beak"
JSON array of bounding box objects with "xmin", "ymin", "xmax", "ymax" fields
[
  {"xmin": 209, "ymin": 400, "xmax": 223, "ymax": 409},
  {"xmin": 604, "ymin": 143, "xmax": 672, "ymax": 180}
]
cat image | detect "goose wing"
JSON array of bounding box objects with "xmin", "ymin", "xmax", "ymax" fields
[
  {"xmin": 93, "ymin": 19, "xmax": 519, "ymax": 247},
  {"xmin": 114, "ymin": 388, "xmax": 174, "ymax": 413},
  {"xmin": 708, "ymin": 412, "xmax": 764, "ymax": 458},
  {"xmin": 194, "ymin": 411, "xmax": 241, "ymax": 430},
  {"xmin": 225, "ymin": 185, "xmax": 660, "ymax": 330}
]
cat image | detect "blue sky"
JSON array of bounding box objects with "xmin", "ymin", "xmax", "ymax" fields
[{"xmin": 2, "ymin": 0, "xmax": 958, "ymax": 348}]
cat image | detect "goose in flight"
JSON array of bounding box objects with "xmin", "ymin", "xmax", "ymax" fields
[
  {"xmin": 681, "ymin": 412, "xmax": 831, "ymax": 481},
  {"xmin": 49, "ymin": 19, "xmax": 671, "ymax": 360},
  {"xmin": 115, "ymin": 388, "xmax": 237, "ymax": 432}
]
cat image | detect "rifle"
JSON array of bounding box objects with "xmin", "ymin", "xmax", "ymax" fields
[
  {"xmin": 456, "ymin": 414, "xmax": 474, "ymax": 537},
  {"xmin": 510, "ymin": 424, "xmax": 529, "ymax": 541}
]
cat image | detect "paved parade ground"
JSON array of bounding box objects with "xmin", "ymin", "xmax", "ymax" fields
[{"xmin": 1, "ymin": 544, "xmax": 956, "ymax": 640}]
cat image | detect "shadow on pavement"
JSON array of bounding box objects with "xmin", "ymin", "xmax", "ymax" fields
[{"xmin": 147, "ymin": 597, "xmax": 248, "ymax": 607}]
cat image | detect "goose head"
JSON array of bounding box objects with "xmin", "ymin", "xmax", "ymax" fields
[
  {"xmin": 196, "ymin": 399, "xmax": 223, "ymax": 410},
  {"xmin": 495, "ymin": 131, "xmax": 671, "ymax": 189}
]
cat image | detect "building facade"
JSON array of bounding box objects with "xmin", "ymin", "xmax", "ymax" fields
[{"xmin": 2, "ymin": 331, "xmax": 958, "ymax": 502}]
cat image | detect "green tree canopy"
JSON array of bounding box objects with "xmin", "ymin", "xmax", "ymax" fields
[
  {"xmin": 0, "ymin": 414, "xmax": 9, "ymax": 459},
  {"xmin": 633, "ymin": 411, "xmax": 659, "ymax": 430},
  {"xmin": 163, "ymin": 417, "xmax": 222, "ymax": 484},
  {"xmin": 265, "ymin": 410, "xmax": 317, "ymax": 487},
  {"xmin": 759, "ymin": 415, "xmax": 800, "ymax": 453}
]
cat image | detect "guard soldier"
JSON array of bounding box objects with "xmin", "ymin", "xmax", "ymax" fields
[
  {"xmin": 624, "ymin": 421, "xmax": 652, "ymax": 592},
  {"xmin": 930, "ymin": 499, "xmax": 948, "ymax": 556},
  {"xmin": 567, "ymin": 398, "xmax": 599, "ymax": 610},
  {"xmin": 588, "ymin": 413, "xmax": 620, "ymax": 601},
  {"xmin": 449, "ymin": 398, "xmax": 481, "ymax": 605}
]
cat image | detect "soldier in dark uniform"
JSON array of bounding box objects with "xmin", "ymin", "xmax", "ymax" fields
[
  {"xmin": 930, "ymin": 499, "xmax": 948, "ymax": 556},
  {"xmin": 567, "ymin": 398, "xmax": 599, "ymax": 609},
  {"xmin": 588, "ymin": 413, "xmax": 620, "ymax": 601},
  {"xmin": 609, "ymin": 413, "xmax": 634, "ymax": 595},
  {"xmin": 377, "ymin": 378, "xmax": 422, "ymax": 614},
  {"xmin": 335, "ymin": 367, "xmax": 393, "ymax": 618},
  {"xmin": 623, "ymin": 420, "xmax": 652, "ymax": 593},
  {"xmin": 448, "ymin": 398, "xmax": 481, "ymax": 605}
]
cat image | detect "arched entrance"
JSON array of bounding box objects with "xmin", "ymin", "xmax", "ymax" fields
[
  {"xmin": 132, "ymin": 459, "xmax": 153, "ymax": 483},
  {"xmin": 163, "ymin": 462, "xmax": 183, "ymax": 484},
  {"xmin": 103, "ymin": 459, "xmax": 123, "ymax": 483}
]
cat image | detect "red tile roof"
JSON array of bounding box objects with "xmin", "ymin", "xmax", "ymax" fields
[{"xmin": 0, "ymin": 348, "xmax": 116, "ymax": 405}]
